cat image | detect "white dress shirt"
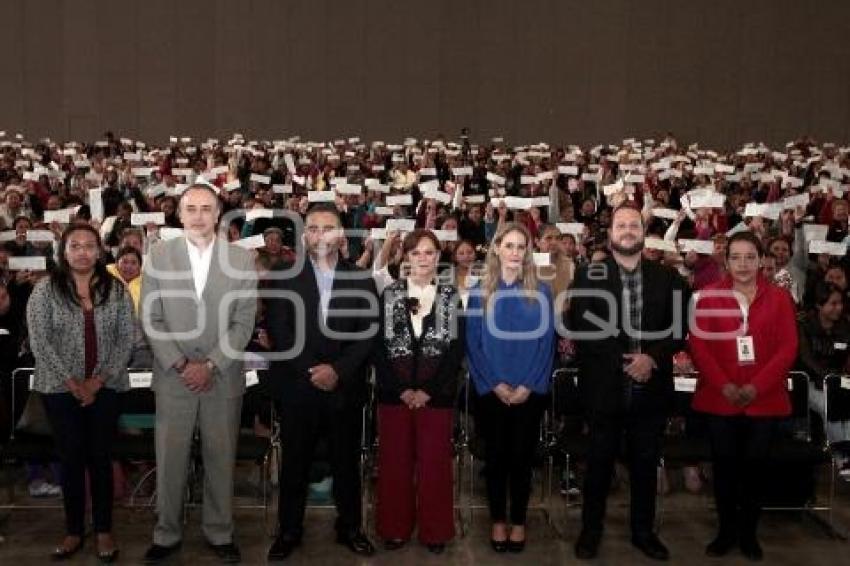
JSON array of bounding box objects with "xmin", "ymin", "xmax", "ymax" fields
[{"xmin": 186, "ymin": 237, "xmax": 215, "ymax": 298}]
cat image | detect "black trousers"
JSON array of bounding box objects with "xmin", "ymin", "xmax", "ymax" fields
[
  {"xmin": 582, "ymin": 390, "xmax": 666, "ymax": 537},
  {"xmin": 277, "ymin": 399, "xmax": 363, "ymax": 540},
  {"xmin": 42, "ymin": 389, "xmax": 120, "ymax": 537},
  {"xmin": 706, "ymin": 414, "xmax": 777, "ymax": 542},
  {"xmin": 477, "ymin": 392, "xmax": 545, "ymax": 525}
]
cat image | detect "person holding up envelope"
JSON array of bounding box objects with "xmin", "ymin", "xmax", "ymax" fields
[{"xmin": 688, "ymin": 231, "xmax": 798, "ymax": 561}]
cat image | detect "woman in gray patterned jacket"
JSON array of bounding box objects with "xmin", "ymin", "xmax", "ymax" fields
[{"xmin": 25, "ymin": 223, "xmax": 134, "ymax": 563}]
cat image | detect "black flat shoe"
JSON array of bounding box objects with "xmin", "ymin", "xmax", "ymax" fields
[
  {"xmin": 426, "ymin": 543, "xmax": 445, "ymax": 554},
  {"xmin": 97, "ymin": 548, "xmax": 120, "ymax": 564},
  {"xmin": 51, "ymin": 538, "xmax": 84, "ymax": 561},
  {"xmin": 490, "ymin": 539, "xmax": 508, "ymax": 553},
  {"xmin": 507, "ymin": 539, "xmax": 526, "ymax": 553},
  {"xmin": 383, "ymin": 538, "xmax": 406, "ymax": 550}
]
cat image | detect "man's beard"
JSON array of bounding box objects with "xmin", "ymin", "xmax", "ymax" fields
[{"xmin": 610, "ymin": 237, "xmax": 645, "ymax": 256}]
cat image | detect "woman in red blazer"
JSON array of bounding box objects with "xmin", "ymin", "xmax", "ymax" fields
[{"xmin": 689, "ymin": 231, "xmax": 798, "ymax": 562}]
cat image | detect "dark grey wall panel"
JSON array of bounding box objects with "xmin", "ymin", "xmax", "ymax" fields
[{"xmin": 0, "ymin": 0, "xmax": 846, "ymax": 147}]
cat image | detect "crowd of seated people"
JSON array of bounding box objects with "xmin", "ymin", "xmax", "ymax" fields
[{"xmin": 0, "ymin": 129, "xmax": 848, "ymax": 562}]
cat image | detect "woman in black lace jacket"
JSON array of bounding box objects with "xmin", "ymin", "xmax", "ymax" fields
[{"xmin": 372, "ymin": 229, "xmax": 464, "ymax": 555}]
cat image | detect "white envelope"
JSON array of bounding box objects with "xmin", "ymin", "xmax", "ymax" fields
[
  {"xmin": 335, "ymin": 184, "xmax": 362, "ymax": 195},
  {"xmin": 558, "ymin": 165, "xmax": 578, "ymax": 176},
  {"xmin": 644, "ymin": 237, "xmax": 678, "ymax": 253},
  {"xmin": 25, "ymin": 230, "xmax": 54, "ymax": 243},
  {"xmin": 809, "ymin": 240, "xmax": 847, "ymax": 256},
  {"xmin": 250, "ymin": 173, "xmax": 271, "ymax": 185},
  {"xmin": 452, "ymin": 166, "xmax": 473, "ymax": 177},
  {"xmin": 432, "ymin": 229, "xmax": 458, "ymax": 242},
  {"xmin": 131, "ymin": 212, "xmax": 165, "ymax": 226},
  {"xmin": 375, "ymin": 207, "xmax": 394, "ymax": 216},
  {"xmin": 272, "ymin": 184, "xmax": 293, "ymax": 194},
  {"xmin": 556, "ymin": 223, "xmax": 586, "ymax": 236},
  {"xmin": 8, "ymin": 256, "xmax": 47, "ymax": 271},
  {"xmin": 690, "ymin": 193, "xmax": 726, "ymax": 209},
  {"xmin": 486, "ymin": 172, "xmax": 506, "ymax": 185},
  {"xmin": 464, "ymin": 195, "xmax": 486, "ymax": 204},
  {"xmin": 44, "ymin": 209, "xmax": 74, "ymax": 224},
  {"xmin": 210, "ymin": 165, "xmax": 229, "ymax": 175},
  {"xmin": 532, "ymin": 253, "xmax": 551, "ymax": 267},
  {"xmin": 386, "ymin": 195, "xmax": 413, "ymax": 206},
  {"xmin": 308, "ymin": 191, "xmax": 336, "ymax": 203},
  {"xmin": 678, "ymin": 239, "xmax": 714, "ymax": 254},
  {"xmin": 246, "ymin": 209, "xmax": 274, "ymax": 221},
  {"xmin": 651, "ymin": 208, "xmax": 680, "ymax": 220},
  {"xmin": 783, "ymin": 193, "xmax": 810, "ymax": 209},
  {"xmin": 386, "ymin": 219, "xmax": 416, "ymax": 233},
  {"xmin": 235, "ymin": 235, "xmax": 266, "ymax": 250}
]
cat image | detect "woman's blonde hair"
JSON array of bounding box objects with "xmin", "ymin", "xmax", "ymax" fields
[{"xmin": 481, "ymin": 222, "xmax": 539, "ymax": 309}]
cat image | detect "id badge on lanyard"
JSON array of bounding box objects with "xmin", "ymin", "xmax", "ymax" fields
[{"xmin": 735, "ymin": 293, "xmax": 756, "ymax": 365}]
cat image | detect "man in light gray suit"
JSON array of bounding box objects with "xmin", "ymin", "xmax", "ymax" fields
[{"xmin": 140, "ymin": 184, "xmax": 257, "ymax": 564}]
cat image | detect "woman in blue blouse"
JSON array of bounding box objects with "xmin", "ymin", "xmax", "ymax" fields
[{"xmin": 466, "ymin": 222, "xmax": 555, "ymax": 553}]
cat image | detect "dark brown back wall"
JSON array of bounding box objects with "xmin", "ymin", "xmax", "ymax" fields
[{"xmin": 1, "ymin": 0, "xmax": 848, "ymax": 148}]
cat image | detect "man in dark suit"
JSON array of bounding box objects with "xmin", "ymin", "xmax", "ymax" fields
[
  {"xmin": 264, "ymin": 203, "xmax": 378, "ymax": 561},
  {"xmin": 568, "ymin": 204, "xmax": 690, "ymax": 561}
]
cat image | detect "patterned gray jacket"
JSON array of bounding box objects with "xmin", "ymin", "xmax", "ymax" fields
[{"xmin": 26, "ymin": 277, "xmax": 134, "ymax": 394}]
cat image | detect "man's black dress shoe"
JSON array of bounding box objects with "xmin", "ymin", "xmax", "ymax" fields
[
  {"xmin": 740, "ymin": 537, "xmax": 763, "ymax": 561},
  {"xmin": 142, "ymin": 542, "xmax": 182, "ymax": 564},
  {"xmin": 631, "ymin": 533, "xmax": 670, "ymax": 561},
  {"xmin": 490, "ymin": 538, "xmax": 508, "ymax": 553},
  {"xmin": 267, "ymin": 536, "xmax": 300, "ymax": 561},
  {"xmin": 705, "ymin": 533, "xmax": 737, "ymax": 557},
  {"xmin": 426, "ymin": 543, "xmax": 445, "ymax": 554},
  {"xmin": 335, "ymin": 531, "xmax": 376, "ymax": 556},
  {"xmin": 208, "ymin": 542, "xmax": 241, "ymax": 563},
  {"xmin": 574, "ymin": 530, "xmax": 601, "ymax": 560}
]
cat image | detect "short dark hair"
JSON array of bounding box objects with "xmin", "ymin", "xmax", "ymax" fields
[
  {"xmin": 305, "ymin": 203, "xmax": 341, "ymax": 225},
  {"xmin": 116, "ymin": 245, "xmax": 142, "ymax": 265},
  {"xmin": 813, "ymin": 281, "xmax": 843, "ymax": 308},
  {"xmin": 725, "ymin": 230, "xmax": 764, "ymax": 258},
  {"xmin": 611, "ymin": 203, "xmax": 644, "ymax": 226}
]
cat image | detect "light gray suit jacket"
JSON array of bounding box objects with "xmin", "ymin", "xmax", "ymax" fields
[{"xmin": 140, "ymin": 236, "xmax": 258, "ymax": 399}]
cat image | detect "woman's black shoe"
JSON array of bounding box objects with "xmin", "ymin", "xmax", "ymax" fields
[
  {"xmin": 507, "ymin": 539, "xmax": 526, "ymax": 553},
  {"xmin": 705, "ymin": 533, "xmax": 736, "ymax": 557},
  {"xmin": 51, "ymin": 538, "xmax": 84, "ymax": 561},
  {"xmin": 383, "ymin": 539, "xmax": 406, "ymax": 550},
  {"xmin": 491, "ymin": 539, "xmax": 508, "ymax": 553},
  {"xmin": 97, "ymin": 548, "xmax": 120, "ymax": 564},
  {"xmin": 426, "ymin": 543, "xmax": 445, "ymax": 554}
]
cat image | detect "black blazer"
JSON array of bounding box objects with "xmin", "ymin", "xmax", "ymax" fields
[
  {"xmin": 567, "ymin": 257, "xmax": 691, "ymax": 416},
  {"xmin": 265, "ymin": 257, "xmax": 378, "ymax": 408}
]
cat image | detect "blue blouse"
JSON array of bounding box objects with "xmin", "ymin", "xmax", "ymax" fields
[{"xmin": 465, "ymin": 279, "xmax": 555, "ymax": 395}]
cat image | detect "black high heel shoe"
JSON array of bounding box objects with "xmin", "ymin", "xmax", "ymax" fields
[
  {"xmin": 51, "ymin": 537, "xmax": 85, "ymax": 561},
  {"xmin": 507, "ymin": 538, "xmax": 526, "ymax": 553},
  {"xmin": 97, "ymin": 548, "xmax": 120, "ymax": 564}
]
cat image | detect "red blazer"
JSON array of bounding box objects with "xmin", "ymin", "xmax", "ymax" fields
[{"xmin": 688, "ymin": 275, "xmax": 798, "ymax": 417}]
